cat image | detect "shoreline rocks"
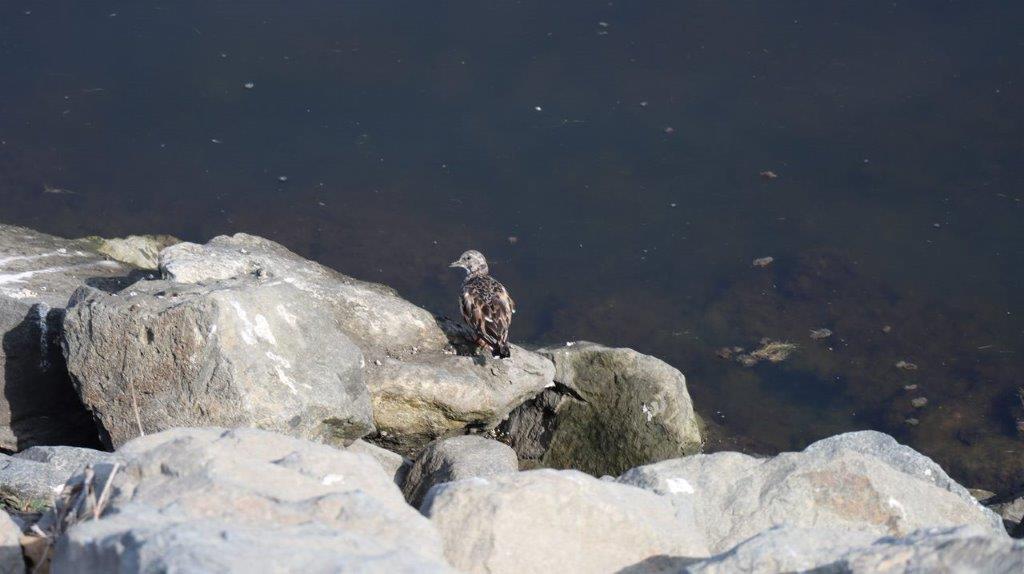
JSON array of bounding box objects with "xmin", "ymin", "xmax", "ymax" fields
[
  {"xmin": 1, "ymin": 223, "xmax": 1020, "ymax": 572},
  {"xmin": 63, "ymin": 277, "xmax": 375, "ymax": 448},
  {"xmin": 0, "ymin": 224, "xmax": 138, "ymax": 451},
  {"xmin": 500, "ymin": 342, "xmax": 703, "ymax": 476}
]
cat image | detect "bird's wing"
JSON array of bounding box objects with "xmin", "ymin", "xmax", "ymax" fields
[{"xmin": 462, "ymin": 280, "xmax": 514, "ymax": 346}]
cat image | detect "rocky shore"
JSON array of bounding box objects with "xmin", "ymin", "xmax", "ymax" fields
[{"xmin": 0, "ymin": 223, "xmax": 1021, "ymax": 573}]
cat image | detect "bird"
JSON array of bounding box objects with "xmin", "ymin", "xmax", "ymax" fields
[{"xmin": 449, "ymin": 250, "xmax": 515, "ymax": 358}]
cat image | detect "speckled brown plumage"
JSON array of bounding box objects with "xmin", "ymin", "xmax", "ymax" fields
[{"xmin": 450, "ymin": 250, "xmax": 515, "ymax": 358}]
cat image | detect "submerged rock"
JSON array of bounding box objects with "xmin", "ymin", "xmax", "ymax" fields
[
  {"xmin": 423, "ymin": 469, "xmax": 709, "ymax": 573},
  {"xmin": 618, "ymin": 431, "xmax": 1005, "ymax": 554},
  {"xmin": 403, "ymin": 435, "xmax": 518, "ymax": 508},
  {"xmin": 63, "ymin": 277, "xmax": 374, "ymax": 448},
  {"xmin": 0, "ymin": 224, "xmax": 135, "ymax": 451},
  {"xmin": 52, "ymin": 427, "xmax": 453, "ymax": 573},
  {"xmin": 500, "ymin": 342, "xmax": 702, "ymax": 477}
]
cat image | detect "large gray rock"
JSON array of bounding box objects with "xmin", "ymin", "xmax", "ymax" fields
[
  {"xmin": 501, "ymin": 342, "xmax": 702, "ymax": 476},
  {"xmin": 369, "ymin": 349, "xmax": 555, "ymax": 454},
  {"xmin": 618, "ymin": 431, "xmax": 1005, "ymax": 554},
  {"xmin": 52, "ymin": 427, "xmax": 453, "ymax": 573},
  {"xmin": 345, "ymin": 439, "xmax": 411, "ymax": 487},
  {"xmin": 825, "ymin": 525, "xmax": 1024, "ymax": 573},
  {"xmin": 675, "ymin": 525, "xmax": 1024, "ymax": 574},
  {"xmin": 0, "ymin": 224, "xmax": 134, "ymax": 450},
  {"xmin": 0, "ymin": 510, "xmax": 22, "ymax": 574},
  {"xmin": 403, "ymin": 435, "xmax": 518, "ymax": 508},
  {"xmin": 0, "ymin": 446, "xmax": 119, "ymax": 510},
  {"xmin": 159, "ymin": 233, "xmax": 448, "ymax": 356},
  {"xmin": 63, "ymin": 276, "xmax": 374, "ymax": 448},
  {"xmin": 423, "ymin": 469, "xmax": 709, "ymax": 574},
  {"xmin": 159, "ymin": 234, "xmax": 556, "ymax": 453}
]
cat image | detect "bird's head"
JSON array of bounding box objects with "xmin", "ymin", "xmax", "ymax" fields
[{"xmin": 450, "ymin": 250, "xmax": 489, "ymax": 276}]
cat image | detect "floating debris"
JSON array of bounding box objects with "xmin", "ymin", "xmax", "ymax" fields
[
  {"xmin": 534, "ymin": 106, "xmax": 543, "ymax": 112},
  {"xmin": 750, "ymin": 339, "xmax": 797, "ymax": 363},
  {"xmin": 210, "ymin": 138, "xmax": 222, "ymax": 144},
  {"xmin": 42, "ymin": 184, "xmax": 76, "ymax": 195},
  {"xmin": 905, "ymin": 418, "xmax": 920, "ymax": 426},
  {"xmin": 904, "ymin": 384, "xmax": 918, "ymax": 391},
  {"xmin": 720, "ymin": 339, "xmax": 796, "ymax": 366},
  {"xmin": 809, "ymin": 328, "xmax": 832, "ymax": 340},
  {"xmin": 911, "ymin": 397, "xmax": 929, "ymax": 408},
  {"xmin": 663, "ymin": 126, "xmax": 675, "ymax": 134},
  {"xmin": 715, "ymin": 346, "xmax": 745, "ymax": 360},
  {"xmin": 277, "ymin": 175, "xmax": 288, "ymax": 182},
  {"xmin": 895, "ymin": 360, "xmax": 918, "ymax": 371},
  {"xmin": 244, "ymin": 82, "xmax": 255, "ymax": 89},
  {"xmin": 507, "ymin": 236, "xmax": 519, "ymax": 245},
  {"xmin": 752, "ymin": 256, "xmax": 774, "ymax": 268},
  {"xmin": 759, "ymin": 170, "xmax": 779, "ymax": 180},
  {"xmin": 881, "ymin": 325, "xmax": 893, "ymax": 334}
]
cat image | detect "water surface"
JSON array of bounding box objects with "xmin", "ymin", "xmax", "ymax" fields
[{"xmin": 1, "ymin": 1, "xmax": 1022, "ymax": 490}]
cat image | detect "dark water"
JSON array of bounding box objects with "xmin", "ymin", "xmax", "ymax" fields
[{"xmin": 2, "ymin": 1, "xmax": 1022, "ymax": 490}]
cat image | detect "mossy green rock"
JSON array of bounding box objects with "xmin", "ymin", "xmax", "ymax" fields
[{"xmin": 503, "ymin": 342, "xmax": 703, "ymax": 477}]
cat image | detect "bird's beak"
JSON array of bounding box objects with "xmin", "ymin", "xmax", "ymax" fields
[{"xmin": 449, "ymin": 261, "xmax": 462, "ymax": 269}]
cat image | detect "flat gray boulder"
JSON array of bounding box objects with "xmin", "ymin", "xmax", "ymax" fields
[
  {"xmin": 0, "ymin": 446, "xmax": 119, "ymax": 510},
  {"xmin": 403, "ymin": 435, "xmax": 518, "ymax": 508},
  {"xmin": 160, "ymin": 233, "xmax": 448, "ymax": 355},
  {"xmin": 369, "ymin": 349, "xmax": 555, "ymax": 453},
  {"xmin": 63, "ymin": 276, "xmax": 374, "ymax": 448},
  {"xmin": 618, "ymin": 431, "xmax": 1005, "ymax": 554},
  {"xmin": 0, "ymin": 224, "xmax": 135, "ymax": 450},
  {"xmin": 52, "ymin": 427, "xmax": 453, "ymax": 573},
  {"xmin": 501, "ymin": 342, "xmax": 702, "ymax": 476},
  {"xmin": 423, "ymin": 469, "xmax": 709, "ymax": 573}
]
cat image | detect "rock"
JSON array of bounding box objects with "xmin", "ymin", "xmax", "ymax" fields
[
  {"xmin": 403, "ymin": 435, "xmax": 518, "ymax": 508},
  {"xmin": 618, "ymin": 431, "xmax": 1005, "ymax": 554},
  {"xmin": 679, "ymin": 525, "xmax": 1023, "ymax": 574},
  {"xmin": 0, "ymin": 224, "xmax": 135, "ymax": 451},
  {"xmin": 159, "ymin": 234, "xmax": 555, "ymax": 452},
  {"xmin": 500, "ymin": 342, "xmax": 702, "ymax": 477},
  {"xmin": 52, "ymin": 427, "xmax": 453, "ymax": 573},
  {"xmin": 969, "ymin": 488, "xmax": 996, "ymax": 502},
  {"xmin": 828, "ymin": 525, "xmax": 1024, "ymax": 573},
  {"xmin": 82, "ymin": 234, "xmax": 181, "ymax": 270},
  {"xmin": 422, "ymin": 469, "xmax": 708, "ymax": 574},
  {"xmin": 159, "ymin": 233, "xmax": 447, "ymax": 355},
  {"xmin": 0, "ymin": 510, "xmax": 22, "ymax": 574},
  {"xmin": 62, "ymin": 276, "xmax": 374, "ymax": 449},
  {"xmin": 679, "ymin": 526, "xmax": 880, "ymax": 574},
  {"xmin": 369, "ymin": 348, "xmax": 555, "ymax": 454},
  {"xmin": 989, "ymin": 493, "xmax": 1024, "ymax": 536},
  {"xmin": 0, "ymin": 446, "xmax": 118, "ymax": 513},
  {"xmin": 346, "ymin": 439, "xmax": 411, "ymax": 487}
]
